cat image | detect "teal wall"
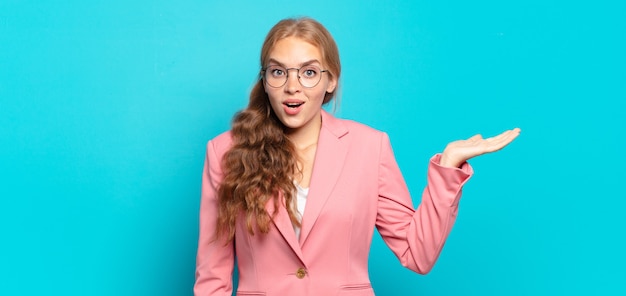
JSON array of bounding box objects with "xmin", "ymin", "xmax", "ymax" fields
[{"xmin": 1, "ymin": 0, "xmax": 624, "ymax": 295}]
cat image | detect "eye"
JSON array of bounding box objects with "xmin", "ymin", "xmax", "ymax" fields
[
  {"xmin": 268, "ymin": 66, "xmax": 285, "ymax": 77},
  {"xmin": 301, "ymin": 66, "xmax": 319, "ymax": 78}
]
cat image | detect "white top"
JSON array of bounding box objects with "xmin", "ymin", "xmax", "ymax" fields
[{"xmin": 292, "ymin": 183, "xmax": 309, "ymax": 240}]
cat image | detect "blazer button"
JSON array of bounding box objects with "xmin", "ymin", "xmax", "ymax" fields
[{"xmin": 295, "ymin": 268, "xmax": 306, "ymax": 279}]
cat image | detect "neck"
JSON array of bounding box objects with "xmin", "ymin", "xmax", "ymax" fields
[{"xmin": 285, "ymin": 113, "xmax": 322, "ymax": 150}]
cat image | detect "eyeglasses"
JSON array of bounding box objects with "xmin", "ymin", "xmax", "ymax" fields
[{"xmin": 262, "ymin": 65, "xmax": 328, "ymax": 88}]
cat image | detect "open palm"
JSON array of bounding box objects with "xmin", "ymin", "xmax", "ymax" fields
[{"xmin": 440, "ymin": 128, "xmax": 521, "ymax": 168}]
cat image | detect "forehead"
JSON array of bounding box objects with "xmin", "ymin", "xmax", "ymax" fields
[{"xmin": 268, "ymin": 36, "xmax": 323, "ymax": 66}]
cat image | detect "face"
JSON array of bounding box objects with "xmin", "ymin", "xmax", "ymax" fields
[{"xmin": 264, "ymin": 36, "xmax": 337, "ymax": 135}]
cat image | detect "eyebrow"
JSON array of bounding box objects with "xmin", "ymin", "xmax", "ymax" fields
[{"xmin": 267, "ymin": 58, "xmax": 322, "ymax": 67}]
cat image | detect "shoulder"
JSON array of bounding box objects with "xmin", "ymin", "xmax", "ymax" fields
[
  {"xmin": 343, "ymin": 118, "xmax": 384, "ymax": 137},
  {"xmin": 322, "ymin": 110, "xmax": 386, "ymax": 141},
  {"xmin": 206, "ymin": 131, "xmax": 233, "ymax": 158}
]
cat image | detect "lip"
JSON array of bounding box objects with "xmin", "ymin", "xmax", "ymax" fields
[
  {"xmin": 282, "ymin": 99, "xmax": 305, "ymax": 105},
  {"xmin": 282, "ymin": 99, "xmax": 305, "ymax": 116}
]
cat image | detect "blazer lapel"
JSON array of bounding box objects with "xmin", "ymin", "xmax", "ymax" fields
[
  {"xmin": 299, "ymin": 111, "xmax": 349, "ymax": 246},
  {"xmin": 265, "ymin": 194, "xmax": 306, "ymax": 264}
]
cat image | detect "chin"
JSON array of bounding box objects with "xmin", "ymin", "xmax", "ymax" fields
[{"xmin": 281, "ymin": 120, "xmax": 303, "ymax": 130}]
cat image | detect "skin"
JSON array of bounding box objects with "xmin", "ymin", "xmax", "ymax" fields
[
  {"xmin": 440, "ymin": 128, "xmax": 521, "ymax": 168},
  {"xmin": 265, "ymin": 36, "xmax": 521, "ymax": 185}
]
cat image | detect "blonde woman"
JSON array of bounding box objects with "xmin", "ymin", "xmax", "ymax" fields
[{"xmin": 194, "ymin": 17, "xmax": 520, "ymax": 296}]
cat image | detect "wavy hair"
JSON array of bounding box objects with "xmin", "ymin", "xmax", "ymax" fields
[{"xmin": 215, "ymin": 17, "xmax": 341, "ymax": 241}]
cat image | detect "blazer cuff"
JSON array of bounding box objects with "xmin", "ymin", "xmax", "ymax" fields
[
  {"xmin": 427, "ymin": 153, "xmax": 474, "ymax": 207},
  {"xmin": 430, "ymin": 154, "xmax": 473, "ymax": 174}
]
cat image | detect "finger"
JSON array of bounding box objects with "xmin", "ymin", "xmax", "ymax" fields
[
  {"xmin": 483, "ymin": 130, "xmax": 520, "ymax": 152},
  {"xmin": 486, "ymin": 131, "xmax": 517, "ymax": 145},
  {"xmin": 485, "ymin": 128, "xmax": 520, "ymax": 143},
  {"xmin": 467, "ymin": 134, "xmax": 483, "ymax": 141}
]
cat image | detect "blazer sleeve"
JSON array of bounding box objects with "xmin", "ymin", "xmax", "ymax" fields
[
  {"xmin": 194, "ymin": 140, "xmax": 235, "ymax": 296},
  {"xmin": 375, "ymin": 132, "xmax": 473, "ymax": 274}
]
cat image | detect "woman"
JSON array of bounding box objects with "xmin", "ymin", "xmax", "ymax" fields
[{"xmin": 195, "ymin": 17, "xmax": 520, "ymax": 296}]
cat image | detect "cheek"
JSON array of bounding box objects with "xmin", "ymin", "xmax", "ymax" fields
[
  {"xmin": 306, "ymin": 85, "xmax": 329, "ymax": 102},
  {"xmin": 265, "ymin": 88, "xmax": 280, "ymax": 102},
  {"xmin": 266, "ymin": 90, "xmax": 283, "ymax": 112}
]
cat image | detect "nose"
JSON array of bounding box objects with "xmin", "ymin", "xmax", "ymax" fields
[{"xmin": 284, "ymin": 69, "xmax": 301, "ymax": 93}]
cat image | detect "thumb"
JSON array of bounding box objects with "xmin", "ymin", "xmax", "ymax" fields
[{"xmin": 467, "ymin": 134, "xmax": 483, "ymax": 141}]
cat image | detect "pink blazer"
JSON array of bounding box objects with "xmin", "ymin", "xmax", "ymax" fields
[{"xmin": 195, "ymin": 111, "xmax": 473, "ymax": 296}]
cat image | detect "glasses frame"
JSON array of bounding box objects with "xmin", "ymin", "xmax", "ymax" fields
[{"xmin": 261, "ymin": 65, "xmax": 329, "ymax": 88}]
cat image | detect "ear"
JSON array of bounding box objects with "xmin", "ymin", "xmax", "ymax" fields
[
  {"xmin": 326, "ymin": 76, "xmax": 337, "ymax": 93},
  {"xmin": 263, "ymin": 80, "xmax": 269, "ymax": 94}
]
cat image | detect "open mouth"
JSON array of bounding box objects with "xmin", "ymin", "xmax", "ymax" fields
[{"xmin": 284, "ymin": 102, "xmax": 304, "ymax": 108}]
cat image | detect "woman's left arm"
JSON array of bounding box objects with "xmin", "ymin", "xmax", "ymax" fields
[{"xmin": 376, "ymin": 128, "xmax": 520, "ymax": 274}]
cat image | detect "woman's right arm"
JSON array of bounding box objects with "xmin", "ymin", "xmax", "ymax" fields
[{"xmin": 194, "ymin": 139, "xmax": 235, "ymax": 296}]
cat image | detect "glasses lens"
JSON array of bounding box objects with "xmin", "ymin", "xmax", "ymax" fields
[
  {"xmin": 299, "ymin": 66, "xmax": 322, "ymax": 88},
  {"xmin": 264, "ymin": 66, "xmax": 287, "ymax": 88}
]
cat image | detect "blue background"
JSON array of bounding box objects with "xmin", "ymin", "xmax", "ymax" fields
[{"xmin": 1, "ymin": 0, "xmax": 625, "ymax": 295}]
